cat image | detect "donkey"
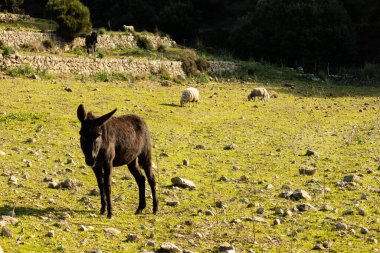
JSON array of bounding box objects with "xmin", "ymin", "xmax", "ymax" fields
[
  {"xmin": 77, "ymin": 104, "xmax": 158, "ymax": 218},
  {"xmin": 85, "ymin": 31, "xmax": 98, "ymax": 54}
]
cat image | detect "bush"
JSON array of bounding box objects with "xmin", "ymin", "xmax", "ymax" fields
[
  {"xmin": 1, "ymin": 45, "xmax": 15, "ymax": 56},
  {"xmin": 157, "ymin": 44, "xmax": 166, "ymax": 53},
  {"xmin": 71, "ymin": 47, "xmax": 87, "ymax": 56},
  {"xmin": 5, "ymin": 65, "xmax": 50, "ymax": 79},
  {"xmin": 98, "ymin": 27, "xmax": 106, "ymax": 35},
  {"xmin": 136, "ymin": 35, "xmax": 153, "ymax": 50},
  {"xmin": 46, "ymin": 0, "xmax": 92, "ymax": 41},
  {"xmin": 97, "ymin": 49, "xmax": 105, "ymax": 59},
  {"xmin": 359, "ymin": 63, "xmax": 380, "ymax": 80},
  {"xmin": 42, "ymin": 39, "xmax": 54, "ymax": 49}
]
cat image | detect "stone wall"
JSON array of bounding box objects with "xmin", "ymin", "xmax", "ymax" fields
[
  {"xmin": 0, "ymin": 53, "xmax": 186, "ymax": 77},
  {"xmin": 0, "ymin": 30, "xmax": 175, "ymax": 51}
]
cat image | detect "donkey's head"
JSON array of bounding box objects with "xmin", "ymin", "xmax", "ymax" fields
[{"xmin": 77, "ymin": 104, "xmax": 117, "ymax": 166}]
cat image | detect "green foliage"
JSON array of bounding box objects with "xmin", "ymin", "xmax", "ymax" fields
[
  {"xmin": 1, "ymin": 44, "xmax": 15, "ymax": 56},
  {"xmin": 1, "ymin": 0, "xmax": 24, "ymax": 13},
  {"xmin": 97, "ymin": 49, "xmax": 105, "ymax": 59},
  {"xmin": 136, "ymin": 35, "xmax": 153, "ymax": 50},
  {"xmin": 89, "ymin": 71, "xmax": 135, "ymax": 82},
  {"xmin": 5, "ymin": 65, "xmax": 50, "ymax": 79},
  {"xmin": 45, "ymin": 0, "xmax": 92, "ymax": 41},
  {"xmin": 98, "ymin": 27, "xmax": 106, "ymax": 35},
  {"xmin": 359, "ymin": 63, "xmax": 380, "ymax": 80},
  {"xmin": 0, "ymin": 112, "xmax": 43, "ymax": 124},
  {"xmin": 71, "ymin": 47, "xmax": 87, "ymax": 56}
]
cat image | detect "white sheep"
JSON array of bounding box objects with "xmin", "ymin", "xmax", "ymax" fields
[
  {"xmin": 180, "ymin": 87, "xmax": 200, "ymax": 106},
  {"xmin": 247, "ymin": 87, "xmax": 270, "ymax": 101}
]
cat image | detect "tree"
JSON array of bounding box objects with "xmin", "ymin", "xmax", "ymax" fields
[
  {"xmin": 45, "ymin": 0, "xmax": 91, "ymax": 41},
  {"xmin": 1, "ymin": 0, "xmax": 24, "ymax": 13}
]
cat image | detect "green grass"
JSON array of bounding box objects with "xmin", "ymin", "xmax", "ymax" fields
[
  {"xmin": 0, "ymin": 18, "xmax": 57, "ymax": 31},
  {"xmin": 0, "ymin": 75, "xmax": 379, "ymax": 253}
]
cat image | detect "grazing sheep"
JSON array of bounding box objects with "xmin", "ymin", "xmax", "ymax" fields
[
  {"xmin": 247, "ymin": 87, "xmax": 270, "ymax": 101},
  {"xmin": 180, "ymin": 87, "xmax": 200, "ymax": 106}
]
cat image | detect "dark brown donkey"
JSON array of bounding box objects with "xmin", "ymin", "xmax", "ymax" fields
[{"xmin": 77, "ymin": 104, "xmax": 158, "ymax": 218}]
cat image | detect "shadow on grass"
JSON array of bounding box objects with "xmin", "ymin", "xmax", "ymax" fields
[
  {"xmin": 160, "ymin": 103, "xmax": 180, "ymax": 107},
  {"xmin": 0, "ymin": 206, "xmax": 92, "ymax": 217}
]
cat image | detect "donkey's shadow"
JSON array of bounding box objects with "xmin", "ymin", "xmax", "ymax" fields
[{"xmin": 0, "ymin": 206, "xmax": 92, "ymax": 217}]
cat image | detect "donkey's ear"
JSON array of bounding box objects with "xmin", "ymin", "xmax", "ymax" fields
[
  {"xmin": 77, "ymin": 104, "xmax": 87, "ymax": 122},
  {"xmin": 93, "ymin": 108, "xmax": 117, "ymax": 126}
]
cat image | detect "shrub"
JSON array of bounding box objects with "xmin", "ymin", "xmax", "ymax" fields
[
  {"xmin": 71, "ymin": 47, "xmax": 87, "ymax": 56},
  {"xmin": 195, "ymin": 57, "xmax": 210, "ymax": 72},
  {"xmin": 359, "ymin": 63, "xmax": 380, "ymax": 80},
  {"xmin": 178, "ymin": 49, "xmax": 199, "ymax": 76},
  {"xmin": 98, "ymin": 27, "xmax": 106, "ymax": 35},
  {"xmin": 157, "ymin": 44, "xmax": 166, "ymax": 53},
  {"xmin": 97, "ymin": 49, "xmax": 105, "ymax": 59},
  {"xmin": 42, "ymin": 39, "xmax": 54, "ymax": 49},
  {"xmin": 1, "ymin": 45, "xmax": 15, "ymax": 56},
  {"xmin": 5, "ymin": 65, "xmax": 50, "ymax": 79},
  {"xmin": 46, "ymin": 0, "xmax": 92, "ymax": 41},
  {"xmin": 136, "ymin": 35, "xmax": 153, "ymax": 50}
]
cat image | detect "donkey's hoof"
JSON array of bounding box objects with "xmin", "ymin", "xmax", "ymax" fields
[
  {"xmin": 153, "ymin": 208, "xmax": 158, "ymax": 215},
  {"xmin": 100, "ymin": 208, "xmax": 106, "ymax": 215},
  {"xmin": 107, "ymin": 213, "xmax": 113, "ymax": 219},
  {"xmin": 135, "ymin": 209, "xmax": 143, "ymax": 215}
]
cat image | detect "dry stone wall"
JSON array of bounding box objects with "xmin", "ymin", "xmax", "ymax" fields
[
  {"xmin": 0, "ymin": 30, "xmax": 175, "ymax": 51},
  {"xmin": 0, "ymin": 54, "xmax": 186, "ymax": 77}
]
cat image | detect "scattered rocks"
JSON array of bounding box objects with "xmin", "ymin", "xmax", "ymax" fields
[
  {"xmin": 279, "ymin": 190, "xmax": 293, "ymax": 199},
  {"xmin": 125, "ymin": 233, "xmax": 138, "ymax": 242},
  {"xmin": 46, "ymin": 230, "xmax": 55, "ymax": 237},
  {"xmin": 171, "ymin": 177, "xmax": 196, "ymax": 189},
  {"xmin": 104, "ymin": 227, "xmax": 121, "ymax": 235},
  {"xmin": 61, "ymin": 178, "xmax": 75, "ymax": 189},
  {"xmin": 8, "ymin": 176, "xmax": 18, "ymax": 185},
  {"xmin": 157, "ymin": 242, "xmax": 182, "ymax": 253},
  {"xmin": 290, "ymin": 189, "xmax": 311, "ymax": 201},
  {"xmin": 367, "ymin": 237, "xmax": 378, "ymax": 244}
]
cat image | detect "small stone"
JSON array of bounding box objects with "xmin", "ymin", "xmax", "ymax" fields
[
  {"xmin": 67, "ymin": 158, "xmax": 75, "ymax": 164},
  {"xmin": 320, "ymin": 204, "xmax": 332, "ymax": 211},
  {"xmin": 274, "ymin": 219, "xmax": 281, "ymax": 225},
  {"xmin": 114, "ymin": 194, "xmax": 125, "ymax": 202},
  {"xmin": 368, "ymin": 237, "xmax": 378, "ymax": 244},
  {"xmin": 240, "ymin": 198, "xmax": 249, "ymax": 204},
  {"xmin": 312, "ymin": 244, "xmax": 325, "ymax": 250},
  {"xmin": 218, "ymin": 175, "xmax": 229, "ymax": 182},
  {"xmin": 61, "ymin": 178, "xmax": 75, "ymax": 189},
  {"xmin": 305, "ymin": 149, "xmax": 317, "ymax": 156},
  {"xmin": 232, "ymin": 166, "xmax": 240, "ymax": 171},
  {"xmin": 290, "ymin": 189, "xmax": 311, "ymax": 201},
  {"xmin": 48, "ymin": 198, "xmax": 56, "ymax": 204},
  {"xmin": 64, "ymin": 87, "xmax": 73, "ymax": 92},
  {"xmin": 48, "ymin": 182, "xmax": 59, "ymax": 189},
  {"xmin": 166, "ymin": 201, "xmax": 179, "ymax": 207},
  {"xmin": 274, "ymin": 208, "xmax": 284, "ymax": 215},
  {"xmin": 2, "ymin": 226, "xmax": 13, "ymax": 237},
  {"xmin": 79, "ymin": 225, "xmax": 87, "ymax": 231},
  {"xmin": 224, "ymin": 144, "xmax": 237, "ymax": 150},
  {"xmin": 299, "ymin": 167, "xmax": 316, "ymax": 175},
  {"xmin": 218, "ymin": 242, "xmax": 235, "ymax": 253},
  {"xmin": 182, "ymin": 159, "xmax": 190, "ymax": 166},
  {"xmin": 296, "ymin": 203, "xmax": 317, "ymax": 212},
  {"xmin": 343, "ymin": 209, "xmax": 354, "ymax": 215},
  {"xmin": 343, "ymin": 175, "xmax": 359, "ymax": 183},
  {"xmin": 264, "ymin": 184, "xmax": 273, "ymax": 190},
  {"xmin": 171, "ymin": 177, "xmax": 196, "ymax": 189},
  {"xmin": 195, "ymin": 144, "xmax": 205, "ymax": 150},
  {"xmin": 0, "ymin": 151, "xmax": 6, "ymax": 156},
  {"xmin": 8, "ymin": 176, "xmax": 18, "ymax": 185},
  {"xmin": 47, "ymin": 230, "xmax": 55, "ymax": 237},
  {"xmin": 279, "ymin": 190, "xmax": 292, "ymax": 199},
  {"xmin": 146, "ymin": 240, "xmax": 155, "ymax": 247},
  {"xmin": 104, "ymin": 227, "xmax": 121, "ymax": 235},
  {"xmin": 360, "ymin": 227, "xmax": 369, "ymax": 234},
  {"xmin": 157, "ymin": 242, "xmax": 182, "ymax": 253},
  {"xmin": 60, "ymin": 212, "xmax": 71, "ymax": 220},
  {"xmin": 361, "ymin": 193, "xmax": 368, "ymax": 200},
  {"xmin": 26, "ymin": 138, "xmax": 36, "ymax": 143},
  {"xmin": 336, "ymin": 222, "xmax": 348, "ymax": 230},
  {"xmin": 89, "ymin": 189, "xmax": 100, "ymax": 196},
  {"xmin": 216, "ymin": 200, "xmax": 226, "ymax": 208},
  {"xmin": 256, "ymin": 207, "xmax": 265, "ymax": 214},
  {"xmin": 205, "ymin": 210, "xmax": 215, "ymax": 216},
  {"xmin": 358, "ymin": 208, "xmax": 366, "ymax": 216}
]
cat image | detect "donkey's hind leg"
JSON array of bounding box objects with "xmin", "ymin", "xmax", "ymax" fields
[
  {"xmin": 128, "ymin": 159, "xmax": 146, "ymax": 214},
  {"xmin": 139, "ymin": 151, "xmax": 158, "ymax": 214}
]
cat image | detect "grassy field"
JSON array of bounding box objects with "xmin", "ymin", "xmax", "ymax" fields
[{"xmin": 0, "ymin": 75, "xmax": 379, "ymax": 253}]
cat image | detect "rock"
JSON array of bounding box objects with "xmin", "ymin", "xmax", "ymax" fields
[
  {"xmin": 299, "ymin": 167, "xmax": 316, "ymax": 175},
  {"xmin": 336, "ymin": 222, "xmax": 348, "ymax": 230},
  {"xmin": 320, "ymin": 204, "xmax": 332, "ymax": 211},
  {"xmin": 218, "ymin": 242, "xmax": 236, "ymax": 253},
  {"xmin": 312, "ymin": 244, "xmax": 325, "ymax": 250},
  {"xmin": 0, "ymin": 151, "xmax": 5, "ymax": 156},
  {"xmin": 343, "ymin": 209, "xmax": 353, "ymax": 215},
  {"xmin": 8, "ymin": 176, "xmax": 18, "ymax": 185},
  {"xmin": 47, "ymin": 230, "xmax": 55, "ymax": 237},
  {"xmin": 264, "ymin": 184, "xmax": 273, "ymax": 190},
  {"xmin": 2, "ymin": 226, "xmax": 13, "ymax": 237},
  {"xmin": 290, "ymin": 189, "xmax": 311, "ymax": 201},
  {"xmin": 240, "ymin": 198, "xmax": 249, "ymax": 204},
  {"xmin": 224, "ymin": 144, "xmax": 237, "ymax": 150},
  {"xmin": 104, "ymin": 227, "xmax": 121, "ymax": 235},
  {"xmin": 216, "ymin": 200, "xmax": 226, "ymax": 208},
  {"xmin": 296, "ymin": 203, "xmax": 317, "ymax": 212},
  {"xmin": 67, "ymin": 158, "xmax": 75, "ymax": 164},
  {"xmin": 26, "ymin": 138, "xmax": 36, "ymax": 143},
  {"xmin": 358, "ymin": 208, "xmax": 366, "ymax": 216},
  {"xmin": 48, "ymin": 182, "xmax": 59, "ymax": 189},
  {"xmin": 361, "ymin": 193, "xmax": 368, "ymax": 200},
  {"xmin": 166, "ymin": 201, "xmax": 179, "ymax": 207},
  {"xmin": 273, "ymin": 219, "xmax": 281, "ymax": 225},
  {"xmin": 171, "ymin": 177, "xmax": 196, "ymax": 189},
  {"xmin": 343, "ymin": 175, "xmax": 360, "ymax": 183},
  {"xmin": 89, "ymin": 189, "xmax": 100, "ymax": 196},
  {"xmin": 182, "ymin": 159, "xmax": 190, "ymax": 166},
  {"xmin": 157, "ymin": 242, "xmax": 182, "ymax": 253},
  {"xmin": 305, "ymin": 149, "xmax": 317, "ymax": 156},
  {"xmin": 279, "ymin": 190, "xmax": 292, "ymax": 199},
  {"xmin": 195, "ymin": 144, "xmax": 205, "ymax": 150},
  {"xmin": 205, "ymin": 210, "xmax": 214, "ymax": 216},
  {"xmin": 274, "ymin": 208, "xmax": 284, "ymax": 215},
  {"xmin": 61, "ymin": 178, "xmax": 75, "ymax": 189},
  {"xmin": 218, "ymin": 175, "xmax": 229, "ymax": 182},
  {"xmin": 161, "ymin": 80, "xmax": 172, "ymax": 87},
  {"xmin": 64, "ymin": 87, "xmax": 73, "ymax": 92},
  {"xmin": 32, "ymin": 74, "xmax": 41, "ymax": 80},
  {"xmin": 360, "ymin": 227, "xmax": 369, "ymax": 234},
  {"xmin": 256, "ymin": 207, "xmax": 265, "ymax": 214},
  {"xmin": 59, "ymin": 212, "xmax": 71, "ymax": 220},
  {"xmin": 79, "ymin": 225, "xmax": 87, "ymax": 231}
]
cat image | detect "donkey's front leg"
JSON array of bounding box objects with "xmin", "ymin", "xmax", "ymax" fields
[
  {"xmin": 104, "ymin": 162, "xmax": 113, "ymax": 218},
  {"xmin": 92, "ymin": 166, "xmax": 106, "ymax": 215}
]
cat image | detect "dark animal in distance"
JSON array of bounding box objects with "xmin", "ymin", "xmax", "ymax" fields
[
  {"xmin": 77, "ymin": 104, "xmax": 158, "ymax": 218},
  {"xmin": 85, "ymin": 31, "xmax": 98, "ymax": 54}
]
